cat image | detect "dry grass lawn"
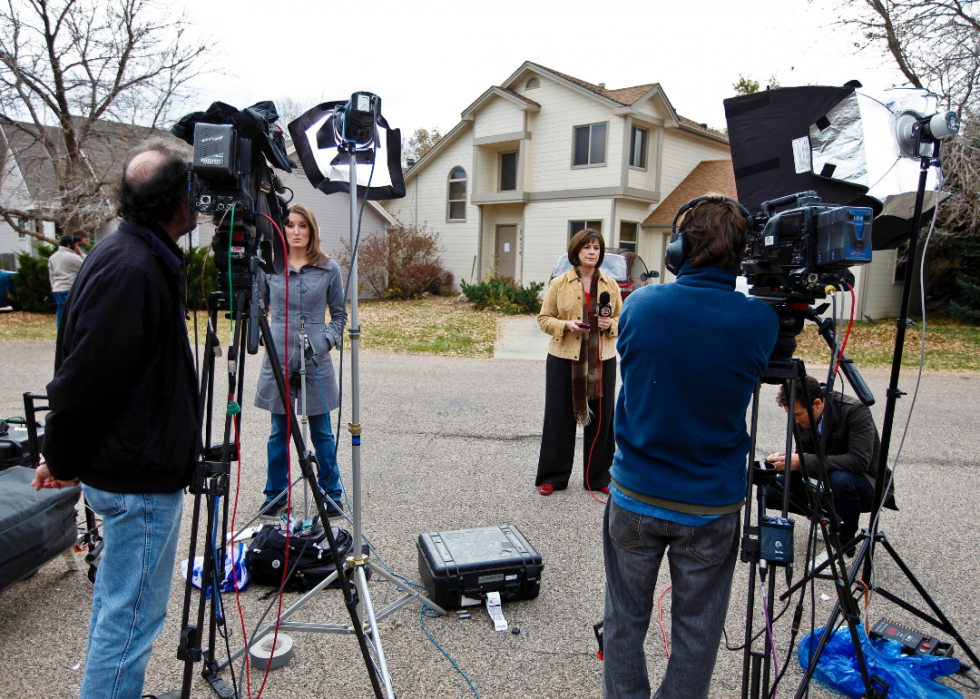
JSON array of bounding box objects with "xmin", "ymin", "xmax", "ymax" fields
[{"xmin": 2, "ymin": 301, "xmax": 977, "ymax": 370}]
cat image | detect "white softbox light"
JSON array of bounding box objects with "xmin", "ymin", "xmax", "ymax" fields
[
  {"xmin": 808, "ymin": 87, "xmax": 946, "ymax": 222},
  {"xmin": 288, "ymin": 102, "xmax": 406, "ymax": 201}
]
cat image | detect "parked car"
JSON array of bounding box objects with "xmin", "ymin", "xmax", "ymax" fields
[{"xmin": 548, "ymin": 250, "xmax": 658, "ymax": 300}]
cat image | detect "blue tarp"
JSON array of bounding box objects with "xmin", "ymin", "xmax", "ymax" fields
[{"xmin": 798, "ymin": 623, "xmax": 962, "ymax": 699}]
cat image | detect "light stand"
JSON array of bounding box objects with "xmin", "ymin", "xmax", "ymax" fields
[
  {"xmin": 217, "ymin": 104, "xmax": 447, "ymax": 699},
  {"xmin": 786, "ymin": 138, "xmax": 980, "ymax": 696},
  {"xmin": 172, "ymin": 286, "xmax": 385, "ymax": 699}
]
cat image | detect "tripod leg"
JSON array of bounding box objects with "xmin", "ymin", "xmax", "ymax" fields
[
  {"xmin": 877, "ymin": 535, "xmax": 980, "ymax": 669},
  {"xmin": 356, "ymin": 563, "xmax": 395, "ymax": 699},
  {"xmin": 258, "ymin": 312, "xmax": 385, "ymax": 699}
]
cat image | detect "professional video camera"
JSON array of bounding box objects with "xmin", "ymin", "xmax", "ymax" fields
[
  {"xmin": 741, "ymin": 190, "xmax": 872, "ymax": 301},
  {"xmin": 171, "ymin": 101, "xmax": 295, "ymax": 290}
]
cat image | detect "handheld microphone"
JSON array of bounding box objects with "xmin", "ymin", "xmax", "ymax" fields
[{"xmin": 597, "ymin": 291, "xmax": 611, "ymax": 332}]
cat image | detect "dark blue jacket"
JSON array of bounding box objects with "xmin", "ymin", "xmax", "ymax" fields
[
  {"xmin": 43, "ymin": 221, "xmax": 198, "ymax": 494},
  {"xmin": 611, "ymin": 264, "xmax": 778, "ymax": 508}
]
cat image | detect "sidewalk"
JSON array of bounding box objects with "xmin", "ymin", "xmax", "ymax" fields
[
  {"xmin": 493, "ymin": 315, "xmax": 621, "ymax": 361},
  {"xmin": 492, "ymin": 315, "xmax": 550, "ymax": 360}
]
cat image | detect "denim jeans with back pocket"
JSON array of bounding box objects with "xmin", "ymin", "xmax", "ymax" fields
[
  {"xmin": 80, "ymin": 485, "xmax": 183, "ymax": 699},
  {"xmin": 602, "ymin": 498, "xmax": 741, "ymax": 699}
]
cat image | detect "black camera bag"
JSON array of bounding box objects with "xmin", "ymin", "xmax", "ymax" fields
[{"xmin": 246, "ymin": 523, "xmax": 356, "ymax": 592}]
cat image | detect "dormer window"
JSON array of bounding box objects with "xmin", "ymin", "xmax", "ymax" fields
[
  {"xmin": 525, "ymin": 77, "xmax": 540, "ymax": 90},
  {"xmin": 448, "ymin": 167, "xmax": 467, "ymax": 221}
]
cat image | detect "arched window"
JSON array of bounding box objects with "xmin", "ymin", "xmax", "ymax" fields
[
  {"xmin": 525, "ymin": 77, "xmax": 540, "ymax": 90},
  {"xmin": 448, "ymin": 167, "xmax": 467, "ymax": 221}
]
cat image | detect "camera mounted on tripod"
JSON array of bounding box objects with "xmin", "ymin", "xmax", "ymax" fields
[
  {"xmin": 743, "ymin": 190, "xmax": 872, "ymax": 303},
  {"xmin": 171, "ymin": 101, "xmax": 296, "ymax": 293}
]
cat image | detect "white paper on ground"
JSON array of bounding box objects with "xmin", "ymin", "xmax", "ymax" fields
[{"xmin": 486, "ymin": 591, "xmax": 508, "ymax": 632}]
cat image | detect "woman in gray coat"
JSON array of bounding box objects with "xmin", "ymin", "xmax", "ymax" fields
[{"xmin": 253, "ymin": 203, "xmax": 347, "ymax": 518}]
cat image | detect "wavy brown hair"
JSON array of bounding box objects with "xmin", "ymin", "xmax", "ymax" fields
[
  {"xmin": 288, "ymin": 203, "xmax": 330, "ymax": 266},
  {"xmin": 677, "ymin": 193, "xmax": 749, "ymax": 270}
]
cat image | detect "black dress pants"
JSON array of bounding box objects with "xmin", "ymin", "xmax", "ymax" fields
[{"xmin": 535, "ymin": 353, "xmax": 616, "ymax": 490}]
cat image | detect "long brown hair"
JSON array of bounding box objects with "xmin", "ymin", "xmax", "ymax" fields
[{"xmin": 288, "ymin": 203, "xmax": 330, "ymax": 266}]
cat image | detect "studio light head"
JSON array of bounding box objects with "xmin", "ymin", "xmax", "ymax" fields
[
  {"xmin": 725, "ymin": 85, "xmax": 956, "ymax": 251},
  {"xmin": 895, "ymin": 109, "xmax": 960, "ymax": 159},
  {"xmin": 288, "ymin": 93, "xmax": 406, "ymax": 202},
  {"xmin": 342, "ymin": 92, "xmax": 382, "ymax": 147}
]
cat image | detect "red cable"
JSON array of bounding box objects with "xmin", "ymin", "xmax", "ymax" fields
[
  {"xmin": 658, "ymin": 585, "xmax": 672, "ymax": 658},
  {"xmin": 252, "ymin": 212, "xmax": 291, "ymax": 699},
  {"xmin": 834, "ymin": 285, "xmax": 856, "ymax": 376}
]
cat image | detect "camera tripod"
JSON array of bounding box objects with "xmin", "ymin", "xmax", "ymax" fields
[
  {"xmin": 170, "ymin": 283, "xmax": 385, "ymax": 699},
  {"xmin": 741, "ymin": 355, "xmax": 888, "ymax": 699},
  {"xmin": 776, "ymin": 139, "xmax": 980, "ymax": 699}
]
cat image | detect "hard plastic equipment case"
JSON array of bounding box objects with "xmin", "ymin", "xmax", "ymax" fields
[{"xmin": 417, "ymin": 524, "xmax": 543, "ymax": 610}]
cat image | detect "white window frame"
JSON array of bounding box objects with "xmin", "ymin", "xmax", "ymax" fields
[
  {"xmin": 629, "ymin": 125, "xmax": 648, "ymax": 170},
  {"xmin": 447, "ymin": 167, "xmax": 467, "ymax": 222},
  {"xmin": 571, "ymin": 122, "xmax": 608, "ymax": 169}
]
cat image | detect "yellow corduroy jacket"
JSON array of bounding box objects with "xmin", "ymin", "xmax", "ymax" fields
[{"xmin": 537, "ymin": 268, "xmax": 623, "ymax": 361}]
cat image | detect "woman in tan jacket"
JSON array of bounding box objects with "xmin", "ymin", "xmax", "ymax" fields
[{"xmin": 535, "ymin": 229, "xmax": 622, "ymax": 496}]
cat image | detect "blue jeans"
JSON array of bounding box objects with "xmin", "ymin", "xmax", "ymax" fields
[
  {"xmin": 80, "ymin": 486, "xmax": 184, "ymax": 699},
  {"xmin": 602, "ymin": 498, "xmax": 741, "ymax": 699},
  {"xmin": 264, "ymin": 412, "xmax": 342, "ymax": 505},
  {"xmin": 54, "ymin": 290, "xmax": 70, "ymax": 328}
]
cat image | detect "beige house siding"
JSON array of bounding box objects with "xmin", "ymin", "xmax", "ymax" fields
[
  {"xmin": 626, "ymin": 124, "xmax": 661, "ymax": 191},
  {"xmin": 473, "ymin": 96, "xmax": 525, "ymax": 139},
  {"xmin": 660, "ymin": 130, "xmax": 731, "ymax": 199},
  {"xmin": 392, "ymin": 129, "xmax": 480, "ymax": 287},
  {"xmin": 523, "ymin": 76, "xmax": 623, "ymax": 192},
  {"xmin": 522, "ymin": 199, "xmax": 612, "ymax": 284},
  {"xmin": 860, "ymin": 250, "xmax": 903, "ymax": 319}
]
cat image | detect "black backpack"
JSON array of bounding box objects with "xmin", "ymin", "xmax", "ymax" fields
[{"xmin": 245, "ymin": 524, "xmax": 355, "ymax": 593}]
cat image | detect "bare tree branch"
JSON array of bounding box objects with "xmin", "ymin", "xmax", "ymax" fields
[{"xmin": 0, "ymin": 0, "xmax": 211, "ymax": 237}]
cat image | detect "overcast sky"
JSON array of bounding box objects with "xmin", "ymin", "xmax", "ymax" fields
[{"xmin": 183, "ymin": 0, "xmax": 907, "ymax": 137}]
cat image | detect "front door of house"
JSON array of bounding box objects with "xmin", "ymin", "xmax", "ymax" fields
[{"xmin": 496, "ymin": 225, "xmax": 517, "ymax": 279}]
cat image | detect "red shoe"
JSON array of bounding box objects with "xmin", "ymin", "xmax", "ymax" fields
[
  {"xmin": 599, "ymin": 487, "xmax": 610, "ymax": 494},
  {"xmin": 539, "ymin": 484, "xmax": 554, "ymax": 496}
]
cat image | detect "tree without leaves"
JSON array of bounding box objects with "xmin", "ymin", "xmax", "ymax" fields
[
  {"xmin": 827, "ymin": 0, "xmax": 980, "ymax": 115},
  {"xmin": 825, "ymin": 0, "xmax": 980, "ymax": 321},
  {"xmin": 0, "ymin": 0, "xmax": 209, "ymax": 244}
]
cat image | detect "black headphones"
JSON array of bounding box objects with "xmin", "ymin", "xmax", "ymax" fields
[{"xmin": 664, "ymin": 195, "xmax": 751, "ymax": 275}]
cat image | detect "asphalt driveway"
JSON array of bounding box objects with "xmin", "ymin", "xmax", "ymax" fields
[{"xmin": 0, "ymin": 339, "xmax": 977, "ymax": 699}]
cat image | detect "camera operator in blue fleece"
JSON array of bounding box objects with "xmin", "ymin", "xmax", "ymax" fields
[{"xmin": 602, "ymin": 194, "xmax": 778, "ymax": 699}]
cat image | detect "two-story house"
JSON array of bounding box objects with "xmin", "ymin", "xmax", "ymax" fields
[{"xmin": 383, "ymin": 61, "xmax": 731, "ymax": 288}]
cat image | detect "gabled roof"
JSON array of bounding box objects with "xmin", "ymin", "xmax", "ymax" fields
[
  {"xmin": 643, "ymin": 160, "xmax": 737, "ymax": 226},
  {"xmin": 501, "ymin": 62, "xmax": 728, "ymax": 142},
  {"xmin": 0, "ymin": 118, "xmax": 162, "ymax": 204},
  {"xmin": 461, "ymin": 86, "xmax": 540, "ymax": 121},
  {"xmin": 400, "ymin": 62, "xmax": 727, "ymax": 184}
]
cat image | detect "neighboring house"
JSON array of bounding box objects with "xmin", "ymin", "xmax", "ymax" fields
[
  {"xmin": 0, "ymin": 118, "xmax": 157, "ymax": 268},
  {"xmin": 383, "ymin": 61, "xmax": 731, "ymax": 288},
  {"xmin": 382, "ymin": 61, "xmax": 904, "ymax": 320},
  {"xmin": 642, "ymin": 160, "xmax": 905, "ymax": 320}
]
